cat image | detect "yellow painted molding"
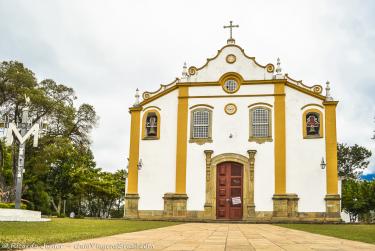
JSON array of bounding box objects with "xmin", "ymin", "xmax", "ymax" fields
[
  {"xmin": 218, "ymin": 72, "xmax": 244, "ymax": 94},
  {"xmin": 141, "ymin": 109, "xmax": 161, "ymax": 140},
  {"xmin": 285, "ymin": 82, "xmax": 325, "ymax": 100},
  {"xmin": 301, "ymin": 103, "xmax": 324, "ymax": 110},
  {"xmin": 274, "ymin": 83, "xmax": 286, "ymax": 194},
  {"xmin": 175, "ymin": 86, "xmax": 189, "ymax": 194},
  {"xmin": 189, "ymin": 108, "xmax": 213, "ymax": 145},
  {"xmin": 302, "ymin": 108, "xmax": 324, "ymax": 139},
  {"xmin": 142, "ymin": 106, "xmax": 161, "ymax": 111},
  {"xmin": 189, "ymin": 104, "xmax": 214, "ymax": 110},
  {"xmin": 224, "ymin": 103, "xmax": 237, "ymax": 115},
  {"xmin": 140, "ymin": 85, "xmax": 178, "ymax": 106},
  {"xmin": 249, "ymin": 106, "xmax": 273, "ymax": 144},
  {"xmin": 127, "ymin": 109, "xmax": 141, "ymax": 194},
  {"xmin": 324, "ymin": 101, "xmax": 339, "ymax": 195},
  {"xmin": 248, "ymin": 102, "xmax": 273, "ymax": 109},
  {"xmin": 180, "ymin": 94, "xmax": 283, "ymax": 99}
]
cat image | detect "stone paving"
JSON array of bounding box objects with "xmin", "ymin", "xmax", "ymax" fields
[{"xmin": 25, "ymin": 223, "xmax": 375, "ymax": 251}]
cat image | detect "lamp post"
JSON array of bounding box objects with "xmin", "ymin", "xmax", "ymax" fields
[{"xmin": 0, "ymin": 96, "xmax": 44, "ymax": 209}]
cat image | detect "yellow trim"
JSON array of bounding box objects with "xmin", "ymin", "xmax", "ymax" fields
[
  {"xmin": 224, "ymin": 103, "xmax": 237, "ymax": 115},
  {"xmin": 189, "ymin": 107, "xmax": 213, "ymax": 144},
  {"xmin": 175, "ymin": 86, "xmax": 189, "ymax": 194},
  {"xmin": 181, "ymin": 94, "xmax": 283, "ymax": 99},
  {"xmin": 226, "ymin": 54, "xmax": 236, "ymax": 64},
  {"xmin": 285, "ymin": 74, "xmax": 323, "ymax": 94},
  {"xmin": 249, "ymin": 106, "xmax": 273, "ymax": 143},
  {"xmin": 248, "ymin": 102, "xmax": 273, "ymax": 109},
  {"xmin": 301, "ymin": 103, "xmax": 324, "ymax": 110},
  {"xmin": 139, "ymin": 85, "xmax": 178, "ymax": 106},
  {"xmin": 142, "ymin": 78, "xmax": 179, "ymax": 100},
  {"xmin": 219, "ymin": 72, "xmax": 243, "ymax": 94},
  {"xmin": 302, "ymin": 108, "xmax": 324, "ymax": 139},
  {"xmin": 127, "ymin": 109, "xmax": 141, "ymax": 194},
  {"xmin": 141, "ymin": 109, "xmax": 161, "ymax": 140},
  {"xmin": 189, "ymin": 104, "xmax": 214, "ymax": 110},
  {"xmin": 274, "ymin": 83, "xmax": 286, "ymax": 194},
  {"xmin": 139, "ymin": 80, "xmax": 324, "ymax": 107},
  {"xmin": 324, "ymin": 101, "xmax": 339, "ymax": 195},
  {"xmin": 142, "ymin": 106, "xmax": 161, "ymax": 111},
  {"xmin": 285, "ymin": 82, "xmax": 325, "ymax": 100},
  {"xmin": 189, "ymin": 44, "xmax": 270, "ymax": 74}
]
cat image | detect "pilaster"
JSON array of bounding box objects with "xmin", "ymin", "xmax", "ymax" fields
[{"xmin": 175, "ymin": 86, "xmax": 189, "ymax": 194}]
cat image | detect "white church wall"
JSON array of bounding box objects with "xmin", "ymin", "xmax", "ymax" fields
[
  {"xmin": 186, "ymin": 86, "xmax": 275, "ymax": 211},
  {"xmin": 188, "ymin": 46, "xmax": 274, "ymax": 83},
  {"xmin": 285, "ymin": 86, "xmax": 326, "ymax": 212},
  {"xmin": 188, "ymin": 84, "xmax": 274, "ymax": 96},
  {"xmin": 137, "ymin": 89, "xmax": 178, "ymax": 210}
]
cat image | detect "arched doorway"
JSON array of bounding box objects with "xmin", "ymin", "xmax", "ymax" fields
[
  {"xmin": 216, "ymin": 161, "xmax": 243, "ymax": 219},
  {"xmin": 203, "ymin": 151, "xmax": 256, "ymax": 220}
]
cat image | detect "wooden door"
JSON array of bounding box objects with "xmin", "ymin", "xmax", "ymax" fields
[{"xmin": 216, "ymin": 162, "xmax": 243, "ymax": 219}]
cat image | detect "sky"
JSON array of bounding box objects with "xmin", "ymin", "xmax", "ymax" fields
[{"xmin": 0, "ymin": 0, "xmax": 374, "ymax": 173}]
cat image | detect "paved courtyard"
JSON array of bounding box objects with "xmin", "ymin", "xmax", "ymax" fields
[{"xmin": 26, "ymin": 223, "xmax": 375, "ymax": 251}]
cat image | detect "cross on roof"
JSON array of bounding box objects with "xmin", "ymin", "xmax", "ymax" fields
[{"xmin": 223, "ymin": 21, "xmax": 239, "ymax": 40}]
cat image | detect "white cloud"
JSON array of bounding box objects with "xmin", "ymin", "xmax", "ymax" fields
[{"xmin": 1, "ymin": 0, "xmax": 374, "ymax": 172}]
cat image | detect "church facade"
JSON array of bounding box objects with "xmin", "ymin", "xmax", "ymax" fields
[{"xmin": 124, "ymin": 29, "xmax": 341, "ymax": 222}]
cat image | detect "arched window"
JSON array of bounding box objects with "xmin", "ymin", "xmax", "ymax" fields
[
  {"xmin": 189, "ymin": 108, "xmax": 212, "ymax": 144},
  {"xmin": 303, "ymin": 109, "xmax": 323, "ymax": 138},
  {"xmin": 249, "ymin": 106, "xmax": 272, "ymax": 143},
  {"xmin": 142, "ymin": 109, "xmax": 160, "ymax": 140}
]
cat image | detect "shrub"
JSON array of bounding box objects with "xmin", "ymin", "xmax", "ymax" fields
[{"xmin": 0, "ymin": 202, "xmax": 27, "ymax": 209}]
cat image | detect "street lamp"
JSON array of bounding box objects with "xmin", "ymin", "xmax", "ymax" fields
[{"xmin": 0, "ymin": 95, "xmax": 44, "ymax": 209}]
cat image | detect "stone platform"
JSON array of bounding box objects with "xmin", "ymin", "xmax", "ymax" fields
[{"xmin": 0, "ymin": 209, "xmax": 50, "ymax": 222}]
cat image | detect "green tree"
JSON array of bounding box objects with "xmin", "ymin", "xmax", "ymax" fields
[{"xmin": 338, "ymin": 143, "xmax": 372, "ymax": 179}]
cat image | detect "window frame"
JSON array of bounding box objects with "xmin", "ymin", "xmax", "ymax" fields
[
  {"xmin": 189, "ymin": 108, "xmax": 213, "ymax": 145},
  {"xmin": 249, "ymin": 106, "xmax": 273, "ymax": 143},
  {"xmin": 142, "ymin": 109, "xmax": 161, "ymax": 140},
  {"xmin": 302, "ymin": 108, "xmax": 324, "ymax": 139}
]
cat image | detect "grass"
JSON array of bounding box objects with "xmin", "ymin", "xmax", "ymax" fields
[
  {"xmin": 0, "ymin": 218, "xmax": 180, "ymax": 248},
  {"xmin": 276, "ymin": 224, "xmax": 375, "ymax": 244}
]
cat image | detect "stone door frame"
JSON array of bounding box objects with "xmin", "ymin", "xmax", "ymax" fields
[{"xmin": 204, "ymin": 150, "xmax": 257, "ymax": 220}]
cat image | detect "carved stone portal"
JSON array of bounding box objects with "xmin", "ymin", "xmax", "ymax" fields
[{"xmin": 204, "ymin": 150, "xmax": 256, "ymax": 220}]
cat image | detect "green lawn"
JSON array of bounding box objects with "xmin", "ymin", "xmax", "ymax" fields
[
  {"xmin": 277, "ymin": 224, "xmax": 375, "ymax": 244},
  {"xmin": 0, "ymin": 218, "xmax": 179, "ymax": 248}
]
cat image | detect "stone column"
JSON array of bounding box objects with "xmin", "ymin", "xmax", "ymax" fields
[
  {"xmin": 163, "ymin": 85, "xmax": 189, "ymax": 218},
  {"xmin": 124, "ymin": 106, "xmax": 142, "ymax": 218},
  {"xmin": 204, "ymin": 150, "xmax": 214, "ymax": 218},
  {"xmin": 273, "ymin": 81, "xmax": 287, "ymax": 217},
  {"xmin": 324, "ymin": 101, "xmax": 341, "ymax": 218},
  {"xmin": 247, "ymin": 150, "xmax": 257, "ymax": 218}
]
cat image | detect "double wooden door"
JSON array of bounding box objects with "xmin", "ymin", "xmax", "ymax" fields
[{"xmin": 216, "ymin": 162, "xmax": 243, "ymax": 219}]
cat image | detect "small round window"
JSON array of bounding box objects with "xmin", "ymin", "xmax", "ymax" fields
[{"xmin": 223, "ymin": 79, "xmax": 238, "ymax": 93}]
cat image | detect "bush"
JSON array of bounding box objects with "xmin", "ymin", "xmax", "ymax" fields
[{"xmin": 0, "ymin": 202, "xmax": 27, "ymax": 209}]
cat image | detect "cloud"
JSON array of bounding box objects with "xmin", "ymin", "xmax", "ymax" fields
[{"xmin": 1, "ymin": 0, "xmax": 374, "ymax": 173}]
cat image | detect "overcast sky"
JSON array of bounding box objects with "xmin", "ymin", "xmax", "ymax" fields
[{"xmin": 1, "ymin": 0, "xmax": 374, "ymax": 174}]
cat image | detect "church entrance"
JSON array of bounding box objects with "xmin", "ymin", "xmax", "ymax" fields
[{"xmin": 216, "ymin": 162, "xmax": 243, "ymax": 220}]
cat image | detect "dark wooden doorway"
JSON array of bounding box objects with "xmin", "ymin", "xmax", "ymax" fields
[{"xmin": 216, "ymin": 162, "xmax": 243, "ymax": 219}]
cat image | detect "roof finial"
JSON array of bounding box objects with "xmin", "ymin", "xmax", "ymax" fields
[
  {"xmin": 325, "ymin": 81, "xmax": 333, "ymax": 101},
  {"xmin": 133, "ymin": 88, "xmax": 140, "ymax": 107},
  {"xmin": 182, "ymin": 62, "xmax": 188, "ymax": 78},
  {"xmin": 276, "ymin": 58, "xmax": 282, "ymax": 74},
  {"xmin": 223, "ymin": 21, "xmax": 239, "ymax": 45}
]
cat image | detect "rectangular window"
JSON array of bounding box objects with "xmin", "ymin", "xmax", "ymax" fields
[
  {"xmin": 193, "ymin": 110, "xmax": 209, "ymax": 138},
  {"xmin": 252, "ymin": 108, "xmax": 269, "ymax": 137}
]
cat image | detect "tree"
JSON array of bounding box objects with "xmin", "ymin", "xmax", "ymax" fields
[
  {"xmin": 338, "ymin": 143, "xmax": 372, "ymax": 179},
  {"xmin": 342, "ymin": 179, "xmax": 375, "ymax": 223},
  {"xmin": 1, "ymin": 60, "xmax": 127, "ymax": 218}
]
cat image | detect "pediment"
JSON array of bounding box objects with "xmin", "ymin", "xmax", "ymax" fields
[{"xmin": 185, "ymin": 44, "xmax": 275, "ymax": 82}]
